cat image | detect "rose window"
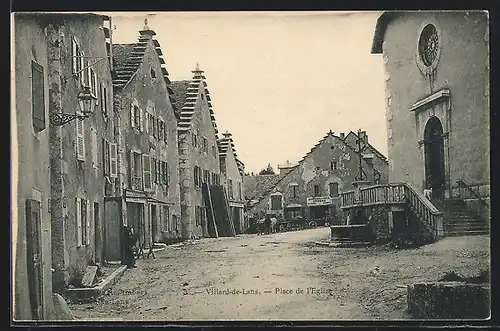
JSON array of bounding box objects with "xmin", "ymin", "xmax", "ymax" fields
[{"xmin": 419, "ymin": 24, "xmax": 439, "ymax": 67}]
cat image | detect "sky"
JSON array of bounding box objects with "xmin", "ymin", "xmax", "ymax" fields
[{"xmin": 108, "ymin": 11, "xmax": 387, "ymax": 174}]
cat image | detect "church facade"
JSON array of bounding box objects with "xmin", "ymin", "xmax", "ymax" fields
[{"xmin": 371, "ymin": 11, "xmax": 489, "ymax": 202}]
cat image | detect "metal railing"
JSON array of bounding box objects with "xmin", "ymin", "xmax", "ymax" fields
[{"xmin": 456, "ymin": 180, "xmax": 489, "ymax": 208}]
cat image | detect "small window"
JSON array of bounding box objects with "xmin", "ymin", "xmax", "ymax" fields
[
  {"xmin": 330, "ymin": 160, "xmax": 337, "ymax": 171},
  {"xmin": 150, "ymin": 67, "xmax": 156, "ymax": 79},
  {"xmin": 290, "ymin": 184, "xmax": 298, "ymax": 198}
]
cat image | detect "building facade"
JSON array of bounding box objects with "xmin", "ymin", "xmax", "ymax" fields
[
  {"xmin": 110, "ymin": 22, "xmax": 181, "ymax": 259},
  {"xmin": 171, "ymin": 66, "xmax": 222, "ymax": 239},
  {"xmin": 371, "ymin": 11, "xmax": 489, "ymax": 200},
  {"xmin": 13, "ymin": 13, "xmax": 55, "ymax": 320},
  {"xmin": 47, "ymin": 14, "xmax": 116, "ymax": 291},
  {"xmin": 218, "ymin": 132, "xmax": 247, "ymax": 234},
  {"xmin": 247, "ymin": 131, "xmax": 389, "ymax": 224}
]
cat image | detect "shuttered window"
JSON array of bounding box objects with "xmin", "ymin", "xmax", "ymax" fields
[
  {"xmin": 102, "ymin": 138, "xmax": 110, "ymax": 176},
  {"xmin": 163, "ymin": 122, "xmax": 168, "ymax": 144},
  {"xmin": 143, "ymin": 154, "xmax": 152, "ymax": 190},
  {"xmin": 329, "ymin": 182, "xmax": 339, "ymax": 197},
  {"xmin": 76, "ymin": 198, "xmax": 86, "ymax": 247},
  {"xmin": 128, "ymin": 150, "xmax": 135, "ymax": 187},
  {"xmin": 139, "ymin": 108, "xmax": 144, "ymax": 131},
  {"xmin": 100, "ymin": 83, "xmax": 108, "ymax": 117},
  {"xmin": 156, "ymin": 160, "xmax": 161, "ymax": 185},
  {"xmin": 31, "ymin": 61, "xmax": 45, "ymax": 132},
  {"xmin": 76, "ymin": 119, "xmax": 85, "ymax": 161},
  {"xmin": 152, "ymin": 158, "xmax": 157, "ymax": 184},
  {"xmin": 72, "ymin": 37, "xmax": 78, "ymax": 74},
  {"xmin": 166, "ymin": 163, "xmax": 170, "ymax": 186},
  {"xmin": 130, "ymin": 104, "xmax": 135, "ymax": 128},
  {"xmin": 109, "ymin": 143, "xmax": 118, "ymax": 178}
]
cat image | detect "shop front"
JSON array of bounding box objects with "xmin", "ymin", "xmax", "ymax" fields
[{"xmin": 306, "ymin": 196, "xmax": 335, "ymax": 226}]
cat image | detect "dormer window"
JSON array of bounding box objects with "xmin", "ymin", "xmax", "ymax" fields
[{"xmin": 150, "ymin": 67, "xmax": 156, "ymax": 79}]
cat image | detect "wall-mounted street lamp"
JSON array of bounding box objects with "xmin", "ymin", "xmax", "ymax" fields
[{"xmin": 50, "ymin": 86, "xmax": 98, "ymax": 126}]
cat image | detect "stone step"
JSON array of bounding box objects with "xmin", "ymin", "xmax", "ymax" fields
[{"xmin": 444, "ymin": 230, "xmax": 490, "ymax": 237}]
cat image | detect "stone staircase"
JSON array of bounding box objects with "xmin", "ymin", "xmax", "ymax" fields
[{"xmin": 432, "ymin": 199, "xmax": 489, "ymax": 236}]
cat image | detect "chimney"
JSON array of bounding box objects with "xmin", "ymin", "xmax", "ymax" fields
[
  {"xmin": 360, "ymin": 131, "xmax": 368, "ymax": 145},
  {"xmin": 339, "ymin": 132, "xmax": 345, "ymax": 140}
]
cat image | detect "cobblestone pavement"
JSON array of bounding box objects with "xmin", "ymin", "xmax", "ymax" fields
[{"xmin": 68, "ymin": 228, "xmax": 490, "ymax": 322}]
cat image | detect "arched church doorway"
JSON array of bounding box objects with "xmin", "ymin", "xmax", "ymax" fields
[{"xmin": 424, "ymin": 116, "xmax": 446, "ymax": 199}]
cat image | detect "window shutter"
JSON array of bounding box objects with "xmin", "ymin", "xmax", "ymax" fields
[
  {"xmin": 76, "ymin": 119, "xmax": 85, "ymax": 160},
  {"xmin": 139, "ymin": 108, "xmax": 144, "ymax": 131},
  {"xmin": 110, "ymin": 143, "xmax": 118, "ymax": 178},
  {"xmin": 130, "ymin": 104, "xmax": 135, "ymax": 128},
  {"xmin": 72, "ymin": 37, "xmax": 78, "ymax": 74},
  {"xmin": 31, "ymin": 61, "xmax": 45, "ymax": 132},
  {"xmin": 164, "ymin": 123, "xmax": 168, "ymax": 143},
  {"xmin": 86, "ymin": 200, "xmax": 91, "ymax": 245},
  {"xmin": 145, "ymin": 111, "xmax": 149, "ymax": 134},
  {"xmin": 91, "ymin": 128, "xmax": 98, "ymax": 168},
  {"xmin": 76, "ymin": 198, "xmax": 82, "ymax": 247},
  {"xmin": 80, "ymin": 55, "xmax": 85, "ymax": 85},
  {"xmin": 143, "ymin": 154, "xmax": 151, "ymax": 190},
  {"xmin": 87, "ymin": 65, "xmax": 91, "ymax": 89}
]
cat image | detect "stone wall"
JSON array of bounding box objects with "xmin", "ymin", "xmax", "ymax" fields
[{"xmin": 13, "ymin": 14, "xmax": 55, "ymax": 320}]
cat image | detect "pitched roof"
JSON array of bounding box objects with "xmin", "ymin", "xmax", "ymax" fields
[
  {"xmin": 169, "ymin": 80, "xmax": 190, "ymax": 120},
  {"xmin": 244, "ymin": 174, "xmax": 284, "ymax": 201},
  {"xmin": 218, "ymin": 132, "xmax": 245, "ymax": 176},
  {"xmin": 249, "ymin": 130, "xmax": 379, "ymax": 208},
  {"xmin": 174, "ymin": 65, "xmax": 219, "ymax": 134},
  {"xmin": 111, "ymin": 25, "xmax": 177, "ymax": 116}
]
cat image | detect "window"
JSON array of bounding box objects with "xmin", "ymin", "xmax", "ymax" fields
[
  {"xmin": 212, "ymin": 145, "xmax": 217, "ymax": 158},
  {"xmin": 237, "ymin": 182, "xmax": 242, "ymax": 200},
  {"xmin": 329, "ymin": 182, "xmax": 339, "ymax": 198},
  {"xmin": 314, "ymin": 185, "xmax": 321, "ymax": 197},
  {"xmin": 270, "ymin": 195, "xmax": 282, "ymax": 211},
  {"xmin": 330, "ymin": 160, "xmax": 337, "ymax": 171},
  {"xmin": 91, "ymin": 128, "xmax": 98, "ymax": 168},
  {"xmin": 156, "ymin": 159, "xmax": 161, "ymax": 185},
  {"xmin": 71, "ymin": 36, "xmax": 85, "ymax": 86},
  {"xmin": 150, "ymin": 67, "xmax": 156, "ymax": 79},
  {"xmin": 109, "ymin": 143, "xmax": 118, "ymax": 178},
  {"xmin": 31, "ymin": 61, "xmax": 45, "ymax": 132},
  {"xmin": 192, "ymin": 133, "xmax": 198, "ymax": 148},
  {"xmin": 148, "ymin": 113, "xmax": 153, "ymax": 135},
  {"xmin": 143, "ymin": 154, "xmax": 152, "ymax": 191},
  {"xmin": 162, "ymin": 162, "xmax": 169, "ymax": 186},
  {"xmin": 76, "ymin": 119, "xmax": 85, "ymax": 161},
  {"xmin": 130, "ymin": 104, "xmax": 142, "ymax": 129},
  {"xmin": 129, "ymin": 150, "xmax": 143, "ymax": 189},
  {"xmin": 290, "ymin": 184, "xmax": 298, "ymax": 198},
  {"xmin": 156, "ymin": 118, "xmax": 161, "ymax": 139},
  {"xmin": 88, "ymin": 68, "xmax": 97, "ymax": 98},
  {"xmin": 152, "ymin": 158, "xmax": 157, "ymax": 184}
]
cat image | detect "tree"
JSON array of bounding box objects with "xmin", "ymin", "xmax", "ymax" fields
[{"xmin": 259, "ymin": 163, "xmax": 275, "ymax": 175}]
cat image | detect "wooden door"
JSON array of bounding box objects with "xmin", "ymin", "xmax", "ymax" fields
[{"xmin": 25, "ymin": 199, "xmax": 43, "ymax": 320}]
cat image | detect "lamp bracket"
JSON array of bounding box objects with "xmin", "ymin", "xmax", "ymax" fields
[{"xmin": 50, "ymin": 112, "xmax": 87, "ymax": 126}]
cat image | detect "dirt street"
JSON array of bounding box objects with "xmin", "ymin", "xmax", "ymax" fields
[{"xmin": 68, "ymin": 228, "xmax": 490, "ymax": 321}]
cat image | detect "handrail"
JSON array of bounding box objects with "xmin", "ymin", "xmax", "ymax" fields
[
  {"xmin": 456, "ymin": 180, "xmax": 490, "ymax": 208},
  {"xmin": 340, "ymin": 182, "xmax": 444, "ymax": 240}
]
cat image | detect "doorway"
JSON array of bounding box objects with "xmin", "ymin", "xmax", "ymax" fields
[
  {"xmin": 25, "ymin": 199, "xmax": 43, "ymax": 320},
  {"xmin": 424, "ymin": 117, "xmax": 446, "ymax": 199}
]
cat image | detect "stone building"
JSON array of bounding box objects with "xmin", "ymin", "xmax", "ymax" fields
[
  {"xmin": 218, "ymin": 132, "xmax": 247, "ymax": 234},
  {"xmin": 247, "ymin": 130, "xmax": 388, "ymax": 224},
  {"xmin": 170, "ymin": 65, "xmax": 222, "ymax": 239},
  {"xmin": 44, "ymin": 14, "xmax": 116, "ymax": 292},
  {"xmin": 371, "ymin": 11, "xmax": 489, "ymax": 201},
  {"xmin": 109, "ymin": 21, "xmax": 181, "ymax": 258},
  {"xmin": 13, "ymin": 13, "xmax": 55, "ymax": 320}
]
